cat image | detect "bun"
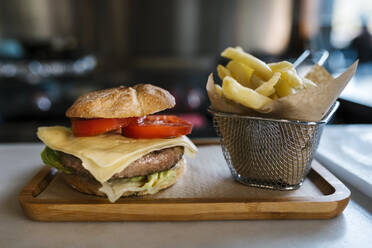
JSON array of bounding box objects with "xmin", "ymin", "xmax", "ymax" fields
[
  {"xmin": 66, "ymin": 84, "xmax": 175, "ymax": 118},
  {"xmin": 61, "ymin": 158, "xmax": 186, "ymax": 198}
]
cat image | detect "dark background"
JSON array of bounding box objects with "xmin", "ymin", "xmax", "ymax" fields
[{"xmin": 0, "ymin": 0, "xmax": 371, "ymax": 142}]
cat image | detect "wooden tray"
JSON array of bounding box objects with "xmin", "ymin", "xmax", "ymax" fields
[{"xmin": 19, "ymin": 140, "xmax": 350, "ymax": 221}]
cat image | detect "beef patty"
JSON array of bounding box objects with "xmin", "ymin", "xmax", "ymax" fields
[{"xmin": 60, "ymin": 146, "xmax": 184, "ymax": 180}]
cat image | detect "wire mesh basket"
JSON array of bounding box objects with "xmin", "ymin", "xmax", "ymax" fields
[{"xmin": 209, "ymin": 101, "xmax": 339, "ymax": 190}]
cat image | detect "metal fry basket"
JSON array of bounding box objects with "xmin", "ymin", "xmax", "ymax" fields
[{"xmin": 209, "ymin": 101, "xmax": 339, "ymax": 190}]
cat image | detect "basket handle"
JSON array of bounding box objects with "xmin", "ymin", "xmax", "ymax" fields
[{"xmin": 293, "ymin": 49, "xmax": 329, "ymax": 68}]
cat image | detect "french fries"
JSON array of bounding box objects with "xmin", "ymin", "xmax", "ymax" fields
[
  {"xmin": 255, "ymin": 72, "xmax": 281, "ymax": 96},
  {"xmin": 221, "ymin": 47, "xmax": 273, "ymax": 81},
  {"xmin": 215, "ymin": 47, "xmax": 317, "ymax": 110},
  {"xmin": 280, "ymin": 70, "xmax": 303, "ymax": 88},
  {"xmin": 217, "ymin": 65, "xmax": 231, "ymax": 80},
  {"xmin": 226, "ymin": 61, "xmax": 254, "ymax": 88},
  {"xmin": 222, "ymin": 76, "xmax": 273, "ymax": 109},
  {"xmin": 250, "ymin": 73, "xmax": 265, "ymax": 89},
  {"xmin": 275, "ymin": 78, "xmax": 295, "ymax": 97},
  {"xmin": 268, "ymin": 61, "xmax": 293, "ymax": 72}
]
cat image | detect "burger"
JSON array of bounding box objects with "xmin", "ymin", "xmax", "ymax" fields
[{"xmin": 37, "ymin": 84, "xmax": 197, "ymax": 202}]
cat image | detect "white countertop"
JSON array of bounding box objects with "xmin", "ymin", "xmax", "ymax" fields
[
  {"xmin": 1, "ymin": 126, "xmax": 372, "ymax": 248},
  {"xmin": 316, "ymin": 125, "xmax": 372, "ymax": 198}
]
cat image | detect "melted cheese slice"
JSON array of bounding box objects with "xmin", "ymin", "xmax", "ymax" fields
[{"xmin": 37, "ymin": 126, "xmax": 197, "ymax": 184}]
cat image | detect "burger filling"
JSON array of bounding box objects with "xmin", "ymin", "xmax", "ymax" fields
[
  {"xmin": 60, "ymin": 146, "xmax": 184, "ymax": 180},
  {"xmin": 99, "ymin": 163, "xmax": 180, "ymax": 202},
  {"xmin": 38, "ymin": 126, "xmax": 197, "ymax": 202},
  {"xmin": 41, "ymin": 146, "xmax": 184, "ymax": 202}
]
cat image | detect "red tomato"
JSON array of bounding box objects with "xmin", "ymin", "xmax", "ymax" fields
[
  {"xmin": 71, "ymin": 118, "xmax": 137, "ymax": 137},
  {"xmin": 122, "ymin": 115, "xmax": 192, "ymax": 139}
]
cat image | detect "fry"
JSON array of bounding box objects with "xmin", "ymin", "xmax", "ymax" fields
[
  {"xmin": 222, "ymin": 76, "xmax": 272, "ymax": 109},
  {"xmin": 270, "ymin": 93, "xmax": 279, "ymax": 100},
  {"xmin": 274, "ymin": 78, "xmax": 295, "ymax": 97},
  {"xmin": 268, "ymin": 61, "xmax": 293, "ymax": 72},
  {"xmin": 217, "ymin": 65, "xmax": 231, "ymax": 81},
  {"xmin": 226, "ymin": 60, "xmax": 254, "ymax": 87},
  {"xmin": 255, "ymin": 72, "xmax": 281, "ymax": 96},
  {"xmin": 250, "ymin": 73, "xmax": 265, "ymax": 89},
  {"xmin": 221, "ymin": 47, "xmax": 273, "ymax": 81},
  {"xmin": 256, "ymin": 85, "xmax": 275, "ymax": 97},
  {"xmin": 281, "ymin": 70, "xmax": 303, "ymax": 88}
]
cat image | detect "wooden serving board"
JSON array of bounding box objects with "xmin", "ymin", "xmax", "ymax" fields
[{"xmin": 19, "ymin": 140, "xmax": 350, "ymax": 221}]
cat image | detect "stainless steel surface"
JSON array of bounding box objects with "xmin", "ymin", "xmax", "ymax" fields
[{"xmin": 209, "ymin": 102, "xmax": 339, "ymax": 190}]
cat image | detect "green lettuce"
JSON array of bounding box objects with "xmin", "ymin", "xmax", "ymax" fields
[
  {"xmin": 40, "ymin": 147, "xmax": 72, "ymax": 174},
  {"xmin": 141, "ymin": 169, "xmax": 176, "ymax": 193},
  {"xmin": 129, "ymin": 175, "xmax": 145, "ymax": 182},
  {"xmin": 100, "ymin": 167, "xmax": 178, "ymax": 202}
]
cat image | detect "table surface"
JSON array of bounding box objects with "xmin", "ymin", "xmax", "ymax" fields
[
  {"xmin": 316, "ymin": 125, "xmax": 372, "ymax": 198},
  {"xmin": 1, "ymin": 126, "xmax": 372, "ymax": 248}
]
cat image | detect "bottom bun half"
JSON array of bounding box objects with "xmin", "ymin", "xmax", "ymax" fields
[{"xmin": 61, "ymin": 158, "xmax": 186, "ymax": 198}]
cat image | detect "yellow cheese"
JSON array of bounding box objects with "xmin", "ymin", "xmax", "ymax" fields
[
  {"xmin": 37, "ymin": 126, "xmax": 197, "ymax": 184},
  {"xmin": 100, "ymin": 180, "xmax": 143, "ymax": 203}
]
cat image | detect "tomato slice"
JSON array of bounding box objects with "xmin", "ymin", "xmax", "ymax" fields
[
  {"xmin": 71, "ymin": 118, "xmax": 137, "ymax": 137},
  {"xmin": 122, "ymin": 115, "xmax": 192, "ymax": 139}
]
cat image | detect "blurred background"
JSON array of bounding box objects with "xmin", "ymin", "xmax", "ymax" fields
[{"xmin": 0, "ymin": 0, "xmax": 371, "ymax": 142}]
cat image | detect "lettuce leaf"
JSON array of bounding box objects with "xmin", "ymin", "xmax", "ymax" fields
[
  {"xmin": 129, "ymin": 175, "xmax": 145, "ymax": 182},
  {"xmin": 141, "ymin": 169, "xmax": 176, "ymax": 194},
  {"xmin": 100, "ymin": 167, "xmax": 177, "ymax": 202},
  {"xmin": 40, "ymin": 147, "xmax": 72, "ymax": 174}
]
